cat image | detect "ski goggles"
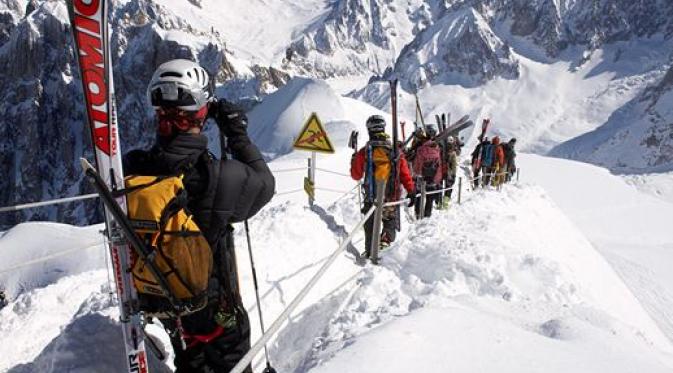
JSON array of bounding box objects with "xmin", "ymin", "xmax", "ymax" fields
[
  {"xmin": 156, "ymin": 106, "xmax": 208, "ymax": 136},
  {"xmin": 148, "ymin": 82, "xmax": 210, "ymax": 111}
]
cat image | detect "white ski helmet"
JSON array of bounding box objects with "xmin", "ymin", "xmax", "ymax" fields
[{"xmin": 147, "ymin": 59, "xmax": 212, "ymax": 111}]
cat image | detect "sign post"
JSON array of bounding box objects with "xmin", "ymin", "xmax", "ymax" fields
[{"xmin": 293, "ymin": 113, "xmax": 335, "ymax": 206}]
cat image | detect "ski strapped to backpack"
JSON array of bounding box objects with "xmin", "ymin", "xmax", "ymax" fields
[
  {"xmin": 68, "ymin": 0, "xmax": 150, "ymax": 371},
  {"xmin": 390, "ymin": 80, "xmax": 402, "ymax": 231}
]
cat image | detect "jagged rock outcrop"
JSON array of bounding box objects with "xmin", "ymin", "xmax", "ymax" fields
[
  {"xmin": 283, "ymin": 0, "xmax": 432, "ymax": 78},
  {"xmin": 0, "ymin": 0, "xmax": 22, "ymax": 47},
  {"xmin": 392, "ymin": 7, "xmax": 520, "ymax": 91},
  {"xmin": 285, "ymin": 0, "xmax": 673, "ymax": 80}
]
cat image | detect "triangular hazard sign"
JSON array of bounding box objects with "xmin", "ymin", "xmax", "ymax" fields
[{"xmin": 292, "ymin": 113, "xmax": 335, "ymax": 154}]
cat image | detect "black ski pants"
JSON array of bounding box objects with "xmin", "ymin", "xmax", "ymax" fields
[
  {"xmin": 444, "ymin": 176, "xmax": 456, "ymax": 200},
  {"xmin": 415, "ymin": 184, "xmax": 438, "ymax": 219}
]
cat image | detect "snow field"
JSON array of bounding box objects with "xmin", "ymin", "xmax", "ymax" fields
[
  {"xmin": 303, "ymin": 184, "xmax": 673, "ymax": 372},
  {"xmin": 520, "ymin": 154, "xmax": 673, "ymax": 344}
]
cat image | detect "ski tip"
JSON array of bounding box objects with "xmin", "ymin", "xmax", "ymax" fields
[{"xmin": 79, "ymin": 157, "xmax": 94, "ymax": 172}]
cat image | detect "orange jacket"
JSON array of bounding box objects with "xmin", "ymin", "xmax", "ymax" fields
[
  {"xmin": 492, "ymin": 137, "xmax": 505, "ymax": 168},
  {"xmin": 351, "ymin": 145, "xmax": 415, "ymax": 199}
]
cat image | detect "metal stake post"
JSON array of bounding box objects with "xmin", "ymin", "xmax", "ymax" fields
[
  {"xmin": 458, "ymin": 177, "xmax": 462, "ymax": 205},
  {"xmin": 370, "ymin": 180, "xmax": 387, "ymax": 265},
  {"xmin": 419, "ymin": 179, "xmax": 427, "ymax": 220}
]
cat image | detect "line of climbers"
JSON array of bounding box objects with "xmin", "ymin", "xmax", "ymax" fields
[
  {"xmin": 470, "ymin": 134, "xmax": 518, "ymax": 189},
  {"xmin": 350, "ymin": 115, "xmax": 517, "ymax": 258}
]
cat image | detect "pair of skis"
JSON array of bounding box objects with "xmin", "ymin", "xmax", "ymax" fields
[{"xmin": 68, "ymin": 1, "xmax": 151, "ymax": 372}]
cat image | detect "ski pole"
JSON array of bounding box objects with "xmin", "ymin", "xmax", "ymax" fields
[{"xmin": 244, "ymin": 220, "xmax": 277, "ymax": 373}]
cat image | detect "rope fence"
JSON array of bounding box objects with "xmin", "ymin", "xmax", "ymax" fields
[
  {"xmin": 230, "ymin": 205, "xmax": 377, "ymax": 373},
  {"xmin": 273, "ymin": 189, "xmax": 304, "ymax": 197},
  {"xmin": 269, "ymin": 167, "xmax": 306, "ymax": 174},
  {"xmin": 0, "ymin": 163, "xmax": 359, "ymax": 215},
  {"xmin": 0, "ymin": 241, "xmax": 104, "ymax": 276},
  {"xmin": 314, "ymin": 167, "xmax": 351, "ymax": 178},
  {"xmin": 0, "ymin": 193, "xmax": 99, "ymax": 213},
  {"xmin": 315, "ymin": 187, "xmax": 354, "ymax": 194}
]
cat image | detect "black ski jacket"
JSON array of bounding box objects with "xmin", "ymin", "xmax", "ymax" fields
[
  {"xmin": 124, "ymin": 128, "xmax": 275, "ymax": 242},
  {"xmin": 124, "ymin": 108, "xmax": 275, "ymax": 335}
]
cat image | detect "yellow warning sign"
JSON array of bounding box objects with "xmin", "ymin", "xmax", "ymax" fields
[
  {"xmin": 293, "ymin": 113, "xmax": 335, "ymax": 154},
  {"xmin": 304, "ymin": 177, "xmax": 315, "ymax": 199}
]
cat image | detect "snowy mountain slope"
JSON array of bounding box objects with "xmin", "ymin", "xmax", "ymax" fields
[
  {"xmin": 302, "ymin": 184, "xmax": 673, "ymax": 372},
  {"xmin": 353, "ymin": 36, "xmax": 673, "ymax": 154},
  {"xmin": 0, "ymin": 222, "xmax": 105, "ymax": 300},
  {"xmin": 151, "ymin": 0, "xmax": 330, "ymax": 65},
  {"xmin": 248, "ymin": 77, "xmax": 404, "ymax": 159},
  {"xmin": 622, "ymin": 172, "xmax": 673, "ymax": 204},
  {"xmin": 309, "ymin": 305, "xmax": 673, "ymax": 373},
  {"xmin": 550, "ymin": 62, "xmax": 673, "ymax": 174},
  {"xmin": 520, "ymin": 154, "xmax": 673, "ymax": 342}
]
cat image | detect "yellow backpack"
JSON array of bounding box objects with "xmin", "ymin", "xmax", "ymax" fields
[{"xmin": 124, "ymin": 174, "xmax": 213, "ymax": 316}]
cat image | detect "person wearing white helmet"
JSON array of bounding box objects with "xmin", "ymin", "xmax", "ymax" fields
[
  {"xmin": 125, "ymin": 59, "xmax": 275, "ymax": 373},
  {"xmin": 351, "ymin": 115, "xmax": 415, "ymax": 257}
]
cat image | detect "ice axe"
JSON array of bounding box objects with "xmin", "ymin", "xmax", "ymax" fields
[{"xmin": 349, "ymin": 130, "xmax": 359, "ymax": 153}]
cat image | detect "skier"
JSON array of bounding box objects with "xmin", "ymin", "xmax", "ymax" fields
[
  {"xmin": 412, "ymin": 125, "xmax": 442, "ymax": 218},
  {"xmin": 350, "ymin": 115, "xmax": 415, "ymax": 256},
  {"xmin": 405, "ymin": 125, "xmax": 427, "ymax": 163},
  {"xmin": 0, "ymin": 288, "xmax": 6, "ymax": 309},
  {"xmin": 124, "ymin": 59, "xmax": 275, "ymax": 373},
  {"xmin": 502, "ymin": 138, "xmax": 517, "ymax": 182},
  {"xmin": 440, "ymin": 136, "xmax": 459, "ymax": 206},
  {"xmin": 491, "ymin": 136, "xmax": 506, "ymax": 186},
  {"xmin": 470, "ymin": 136, "xmax": 486, "ymax": 188},
  {"xmin": 480, "ymin": 137, "xmax": 494, "ymax": 187}
]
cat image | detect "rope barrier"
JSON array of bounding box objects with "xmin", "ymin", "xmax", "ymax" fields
[
  {"xmin": 315, "ymin": 168, "xmax": 351, "ymax": 178},
  {"xmin": 332, "ymin": 183, "xmax": 361, "ymax": 204},
  {"xmin": 0, "ymin": 193, "xmax": 99, "ymax": 213},
  {"xmin": 230, "ymin": 205, "xmax": 377, "ymax": 373},
  {"xmin": 274, "ymin": 189, "xmax": 304, "ymax": 197},
  {"xmin": 315, "ymin": 187, "xmax": 353, "ymax": 194},
  {"xmin": 0, "ymin": 241, "xmax": 104, "ymax": 276},
  {"xmin": 269, "ymin": 167, "xmax": 306, "ymax": 174}
]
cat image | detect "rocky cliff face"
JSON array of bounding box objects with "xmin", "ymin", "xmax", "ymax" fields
[
  {"xmin": 283, "ymin": 0, "xmax": 433, "ymax": 78},
  {"xmin": 284, "ymin": 0, "xmax": 673, "ymax": 82},
  {"xmin": 391, "ymin": 7, "xmax": 520, "ymax": 91},
  {"xmin": 479, "ymin": 0, "xmax": 673, "ymax": 57},
  {"xmin": 0, "ymin": 0, "xmax": 286, "ymax": 228}
]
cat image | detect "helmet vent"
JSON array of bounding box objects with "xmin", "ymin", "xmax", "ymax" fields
[{"xmin": 160, "ymin": 72, "xmax": 182, "ymax": 78}]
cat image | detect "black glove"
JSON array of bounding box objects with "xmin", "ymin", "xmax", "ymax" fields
[
  {"xmin": 208, "ymin": 98, "xmax": 248, "ymax": 138},
  {"xmin": 407, "ymin": 190, "xmax": 417, "ymax": 207}
]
